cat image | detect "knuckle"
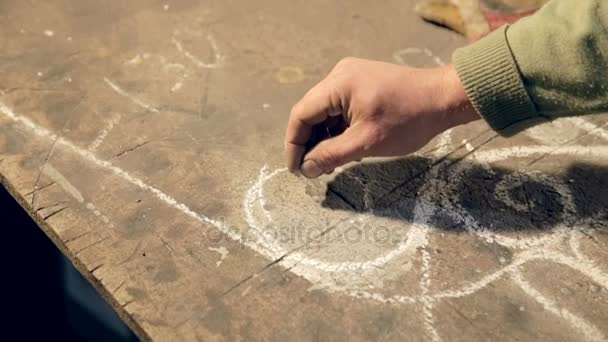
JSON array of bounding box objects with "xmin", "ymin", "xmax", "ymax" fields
[
  {"xmin": 290, "ymin": 100, "xmax": 305, "ymax": 120},
  {"xmin": 334, "ymin": 57, "xmax": 358, "ymax": 71},
  {"xmin": 363, "ymin": 124, "xmax": 387, "ymax": 148}
]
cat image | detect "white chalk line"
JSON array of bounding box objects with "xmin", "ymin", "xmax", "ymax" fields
[
  {"xmin": 208, "ymin": 246, "xmax": 229, "ymax": 267},
  {"xmin": 172, "ymin": 34, "xmax": 224, "ymax": 69},
  {"xmin": 3, "ymin": 100, "xmax": 608, "ymax": 339},
  {"xmin": 103, "ymin": 78, "xmax": 160, "ymax": 113},
  {"xmin": 245, "ymin": 167, "xmax": 429, "ymax": 274},
  {"xmin": 244, "ymin": 143, "xmax": 608, "ymax": 339},
  {"xmin": 511, "ymin": 270, "xmax": 606, "ymax": 342},
  {"xmin": 445, "ymin": 162, "xmax": 578, "ymax": 249},
  {"xmin": 244, "ymin": 144, "xmax": 608, "ymax": 294},
  {"xmin": 420, "ymin": 239, "xmax": 439, "ymax": 342},
  {"xmin": 0, "ymin": 100, "xmax": 245, "ymax": 246},
  {"xmin": 41, "ymin": 163, "xmax": 114, "ymax": 228},
  {"xmin": 567, "ymin": 117, "xmax": 608, "ymax": 142},
  {"xmin": 42, "ymin": 164, "xmax": 84, "ymax": 203},
  {"xmin": 89, "ymin": 113, "xmax": 122, "ymax": 152},
  {"xmin": 393, "ymin": 47, "xmax": 446, "ymax": 67},
  {"xmin": 429, "ymin": 129, "xmax": 453, "ymax": 157}
]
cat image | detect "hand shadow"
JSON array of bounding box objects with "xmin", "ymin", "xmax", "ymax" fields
[{"xmin": 322, "ymin": 156, "xmax": 608, "ymax": 233}]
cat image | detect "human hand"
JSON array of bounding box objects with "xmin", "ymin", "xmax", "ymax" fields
[{"xmin": 284, "ymin": 57, "xmax": 479, "ymax": 178}]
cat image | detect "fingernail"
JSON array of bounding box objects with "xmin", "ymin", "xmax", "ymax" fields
[{"xmin": 301, "ymin": 160, "xmax": 323, "ymax": 178}]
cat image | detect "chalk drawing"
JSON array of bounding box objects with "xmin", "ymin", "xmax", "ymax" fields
[
  {"xmin": 41, "ymin": 162, "xmax": 114, "ymax": 227},
  {"xmin": 2, "ymin": 56, "xmax": 607, "ymax": 340},
  {"xmin": 171, "ymin": 82, "xmax": 183, "ymax": 93},
  {"xmin": 125, "ymin": 54, "xmax": 144, "ymax": 66},
  {"xmin": 42, "ymin": 164, "xmax": 84, "ymax": 203},
  {"xmin": 461, "ymin": 139, "xmax": 474, "ymax": 152},
  {"xmin": 512, "ymin": 270, "xmax": 605, "ymax": 342},
  {"xmin": 567, "ymin": 117, "xmax": 608, "ymax": 142},
  {"xmin": 172, "ymin": 33, "xmax": 225, "ymax": 69},
  {"xmin": 243, "ymin": 141, "xmax": 608, "ymax": 340},
  {"xmin": 103, "ymin": 78, "xmax": 160, "ymax": 113},
  {"xmin": 208, "ymin": 246, "xmax": 229, "ymax": 267},
  {"xmin": 0, "ymin": 100, "xmax": 242, "ymax": 244},
  {"xmin": 393, "ymin": 47, "xmax": 446, "ymax": 67},
  {"xmin": 525, "ymin": 117, "xmax": 608, "ymax": 146},
  {"xmin": 89, "ymin": 113, "xmax": 121, "ymax": 151}
]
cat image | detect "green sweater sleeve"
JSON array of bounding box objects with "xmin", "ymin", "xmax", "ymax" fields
[{"xmin": 453, "ymin": 0, "xmax": 608, "ymax": 134}]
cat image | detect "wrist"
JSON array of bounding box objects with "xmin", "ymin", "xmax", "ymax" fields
[{"xmin": 437, "ymin": 64, "xmax": 480, "ymax": 129}]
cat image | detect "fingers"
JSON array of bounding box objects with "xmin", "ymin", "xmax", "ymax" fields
[
  {"xmin": 300, "ymin": 124, "xmax": 367, "ymax": 178},
  {"xmin": 285, "ymin": 79, "xmax": 342, "ymax": 173}
]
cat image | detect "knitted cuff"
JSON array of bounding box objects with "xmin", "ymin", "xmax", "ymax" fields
[{"xmin": 453, "ymin": 26, "xmax": 537, "ymax": 133}]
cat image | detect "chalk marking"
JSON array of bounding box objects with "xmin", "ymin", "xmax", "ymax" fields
[
  {"xmin": 461, "ymin": 139, "xmax": 474, "ymax": 152},
  {"xmin": 41, "ymin": 164, "xmax": 84, "ymax": 203},
  {"xmin": 171, "ymin": 82, "xmax": 183, "ymax": 93},
  {"xmin": 429, "ymin": 129, "xmax": 452, "ymax": 157},
  {"xmin": 0, "ymin": 100, "xmax": 242, "ymax": 248},
  {"xmin": 208, "ymin": 246, "xmax": 229, "ymax": 267},
  {"xmin": 172, "ymin": 34, "xmax": 225, "ymax": 69},
  {"xmin": 2, "ymin": 100, "xmax": 607, "ymax": 339},
  {"xmin": 125, "ymin": 54, "xmax": 143, "ymax": 66},
  {"xmin": 103, "ymin": 78, "xmax": 160, "ymax": 113},
  {"xmin": 512, "ymin": 270, "xmax": 606, "ymax": 342},
  {"xmin": 44, "ymin": 30, "xmax": 54, "ymax": 37},
  {"xmin": 243, "ymin": 140, "xmax": 608, "ymax": 342},
  {"xmin": 393, "ymin": 47, "xmax": 445, "ymax": 67},
  {"xmin": 421, "ymin": 242, "xmax": 439, "ymax": 342},
  {"xmin": 567, "ymin": 117, "xmax": 608, "ymax": 142},
  {"xmin": 89, "ymin": 114, "xmax": 121, "ymax": 151},
  {"xmin": 38, "ymin": 163, "xmax": 114, "ymax": 228}
]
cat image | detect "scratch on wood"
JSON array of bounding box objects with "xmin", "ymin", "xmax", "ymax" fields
[
  {"xmin": 42, "ymin": 206, "xmax": 68, "ymax": 221},
  {"xmin": 113, "ymin": 280, "xmax": 127, "ymax": 294},
  {"xmin": 154, "ymin": 232, "xmax": 176, "ymax": 255},
  {"xmin": 65, "ymin": 230, "xmax": 91, "ymax": 244},
  {"xmin": 32, "ymin": 137, "xmax": 61, "ymax": 207},
  {"xmin": 35, "ymin": 200, "xmax": 68, "ymax": 212},
  {"xmin": 90, "ymin": 263, "xmax": 105, "ymax": 274},
  {"xmin": 114, "ymin": 140, "xmax": 151, "ymax": 158},
  {"xmin": 74, "ymin": 235, "xmax": 111, "ymax": 255},
  {"xmin": 122, "ymin": 299, "xmax": 135, "ymax": 309},
  {"xmin": 24, "ymin": 181, "xmax": 55, "ymax": 196}
]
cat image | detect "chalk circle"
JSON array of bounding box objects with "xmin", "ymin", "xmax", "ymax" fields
[
  {"xmin": 392, "ymin": 47, "xmax": 445, "ymax": 67},
  {"xmin": 243, "ymin": 145, "xmax": 608, "ymax": 303},
  {"xmin": 244, "ymin": 168, "xmax": 423, "ymax": 288}
]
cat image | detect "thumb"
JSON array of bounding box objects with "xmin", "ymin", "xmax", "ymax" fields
[{"xmin": 300, "ymin": 125, "xmax": 368, "ymax": 178}]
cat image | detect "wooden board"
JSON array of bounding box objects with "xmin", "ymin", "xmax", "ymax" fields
[{"xmin": 1, "ymin": 1, "xmax": 607, "ymax": 341}]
